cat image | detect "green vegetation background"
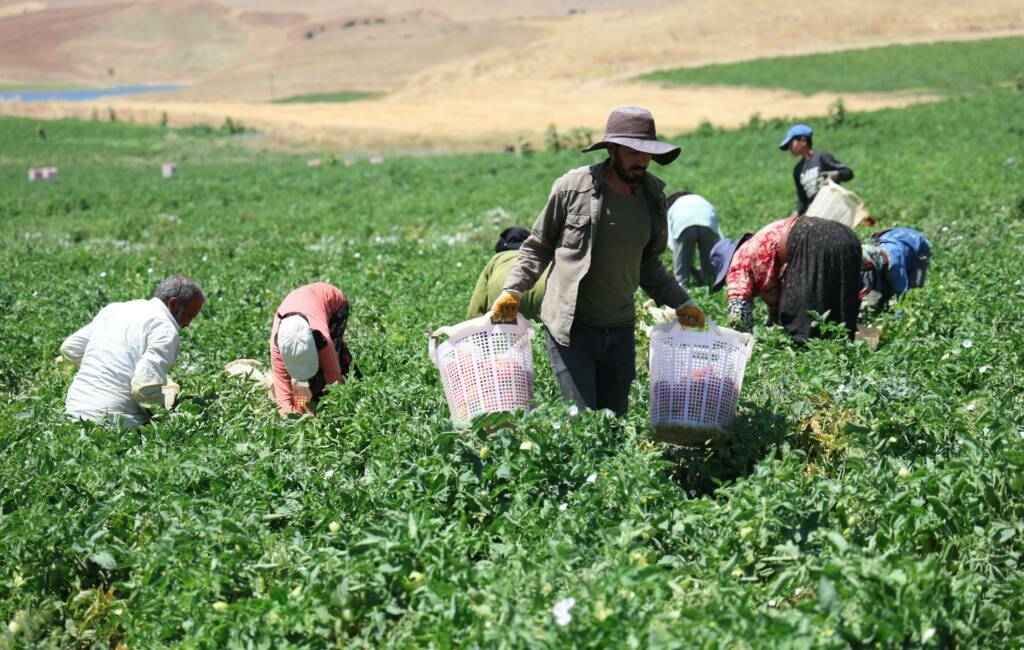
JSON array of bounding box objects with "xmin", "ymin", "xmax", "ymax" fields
[
  {"xmin": 1, "ymin": 84, "xmax": 1023, "ymax": 646},
  {"xmin": 640, "ymin": 37, "xmax": 1024, "ymax": 94},
  {"xmin": 273, "ymin": 91, "xmax": 379, "ymax": 104}
]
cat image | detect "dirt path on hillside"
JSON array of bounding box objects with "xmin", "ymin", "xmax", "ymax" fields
[
  {"xmin": 1, "ymin": 0, "xmax": 1021, "ymax": 151},
  {"xmin": 0, "ymin": 83, "xmax": 943, "ymax": 152}
]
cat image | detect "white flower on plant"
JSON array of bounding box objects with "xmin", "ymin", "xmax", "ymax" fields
[
  {"xmin": 552, "ymin": 597, "xmax": 576, "ymax": 626},
  {"xmin": 568, "ymin": 405, "xmax": 579, "ymax": 417},
  {"xmin": 324, "ymin": 469, "xmax": 334, "ymax": 479},
  {"xmin": 354, "ymin": 252, "xmax": 361, "ymax": 259},
  {"xmin": 328, "ymin": 521, "xmax": 340, "ymax": 533},
  {"xmin": 202, "ymin": 254, "xmax": 208, "ymax": 262},
  {"xmin": 100, "ymin": 271, "xmax": 107, "ymax": 278},
  {"xmin": 978, "ymin": 365, "xmax": 989, "ymax": 373},
  {"xmin": 212, "ymin": 601, "xmax": 228, "ymax": 612},
  {"xmin": 147, "ymin": 267, "xmax": 154, "ymax": 274},
  {"xmin": 585, "ymin": 473, "xmax": 597, "ymax": 484},
  {"xmin": 941, "ymin": 226, "xmax": 949, "ymax": 232},
  {"xmin": 456, "ymin": 262, "xmax": 462, "ymax": 268},
  {"xmin": 601, "ymin": 408, "xmax": 615, "ymax": 418},
  {"xmin": 519, "ymin": 440, "xmax": 537, "ymax": 452},
  {"xmin": 922, "ymin": 628, "xmax": 936, "ymax": 643},
  {"xmin": 558, "ymin": 503, "xmax": 568, "ymax": 512},
  {"xmin": 898, "ymin": 467, "xmax": 911, "ymax": 479},
  {"xmin": 768, "ymin": 599, "xmax": 777, "ymax": 607},
  {"xmin": 961, "ymin": 339, "xmax": 972, "ymax": 349},
  {"xmin": 552, "ymin": 421, "xmax": 562, "ymax": 430},
  {"xmin": 965, "ymin": 403, "xmax": 976, "ymax": 412}
]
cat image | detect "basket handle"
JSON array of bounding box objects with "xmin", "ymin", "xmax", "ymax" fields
[
  {"xmin": 656, "ymin": 318, "xmax": 755, "ymax": 357},
  {"xmin": 428, "ymin": 313, "xmax": 533, "ymax": 366},
  {"xmin": 428, "ymin": 325, "xmax": 455, "ymax": 366}
]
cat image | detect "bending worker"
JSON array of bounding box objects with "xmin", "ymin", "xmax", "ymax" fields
[
  {"xmin": 61, "ymin": 275, "xmax": 206, "ymax": 429},
  {"xmin": 466, "ymin": 226, "xmax": 549, "ymax": 320},
  {"xmin": 709, "ymin": 216, "xmax": 861, "ymax": 342},
  {"xmin": 270, "ymin": 282, "xmax": 354, "ymax": 415},
  {"xmin": 491, "ymin": 106, "xmax": 705, "ymax": 416},
  {"xmin": 860, "ymin": 227, "xmax": 931, "ymax": 310},
  {"xmin": 780, "ymin": 123, "xmax": 854, "ymax": 216},
  {"xmin": 666, "ymin": 191, "xmax": 722, "ymax": 287}
]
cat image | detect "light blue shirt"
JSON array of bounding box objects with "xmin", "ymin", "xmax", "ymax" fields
[{"xmin": 667, "ymin": 194, "xmax": 723, "ymax": 244}]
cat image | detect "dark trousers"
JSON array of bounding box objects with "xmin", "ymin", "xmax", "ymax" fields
[
  {"xmin": 545, "ymin": 322, "xmax": 636, "ymax": 416},
  {"xmin": 673, "ymin": 225, "xmax": 721, "ymax": 287}
]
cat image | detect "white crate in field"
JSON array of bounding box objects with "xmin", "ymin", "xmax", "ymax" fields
[
  {"xmin": 429, "ymin": 314, "xmax": 535, "ymax": 428},
  {"xmin": 28, "ymin": 167, "xmax": 58, "ymax": 182},
  {"xmin": 806, "ymin": 178, "xmax": 869, "ymax": 228},
  {"xmin": 649, "ymin": 320, "xmax": 754, "ymax": 445}
]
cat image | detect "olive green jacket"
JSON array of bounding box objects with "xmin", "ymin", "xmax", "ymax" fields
[
  {"xmin": 466, "ymin": 250, "xmax": 548, "ymax": 321},
  {"xmin": 503, "ymin": 162, "xmax": 690, "ymax": 346}
]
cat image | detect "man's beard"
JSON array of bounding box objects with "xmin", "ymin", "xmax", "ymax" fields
[{"xmin": 611, "ymin": 154, "xmax": 646, "ymax": 185}]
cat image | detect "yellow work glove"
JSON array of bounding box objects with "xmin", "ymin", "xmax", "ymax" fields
[
  {"xmin": 490, "ymin": 291, "xmax": 522, "ymax": 324},
  {"xmin": 676, "ymin": 298, "xmax": 706, "ymax": 329}
]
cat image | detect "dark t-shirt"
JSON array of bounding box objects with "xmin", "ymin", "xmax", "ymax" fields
[
  {"xmin": 575, "ymin": 184, "xmax": 652, "ymax": 327},
  {"xmin": 793, "ymin": 150, "xmax": 854, "ymax": 215}
]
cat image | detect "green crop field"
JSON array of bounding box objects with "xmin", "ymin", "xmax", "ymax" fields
[
  {"xmin": 639, "ymin": 36, "xmax": 1024, "ymax": 95},
  {"xmin": 1, "ymin": 80, "xmax": 1023, "ymax": 647},
  {"xmin": 273, "ymin": 91, "xmax": 380, "ymax": 104}
]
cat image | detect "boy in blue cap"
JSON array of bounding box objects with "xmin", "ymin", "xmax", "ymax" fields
[{"xmin": 779, "ymin": 124, "xmax": 854, "ymax": 216}]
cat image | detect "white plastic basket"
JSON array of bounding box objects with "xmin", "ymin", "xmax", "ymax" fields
[
  {"xmin": 806, "ymin": 178, "xmax": 869, "ymax": 228},
  {"xmin": 429, "ymin": 314, "xmax": 535, "ymax": 428},
  {"xmin": 649, "ymin": 320, "xmax": 755, "ymax": 445}
]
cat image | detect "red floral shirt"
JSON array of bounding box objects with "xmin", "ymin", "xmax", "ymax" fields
[{"xmin": 726, "ymin": 217, "xmax": 796, "ymax": 317}]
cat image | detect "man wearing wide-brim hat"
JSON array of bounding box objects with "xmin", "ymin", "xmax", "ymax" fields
[{"xmin": 490, "ymin": 107, "xmax": 705, "ymax": 417}]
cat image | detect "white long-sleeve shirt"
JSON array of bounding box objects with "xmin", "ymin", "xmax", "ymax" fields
[{"xmin": 61, "ymin": 297, "xmax": 181, "ymax": 429}]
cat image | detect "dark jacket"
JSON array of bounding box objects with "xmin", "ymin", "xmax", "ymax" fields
[{"xmin": 794, "ymin": 150, "xmax": 854, "ymax": 215}]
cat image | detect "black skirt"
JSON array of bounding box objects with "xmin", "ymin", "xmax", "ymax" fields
[{"xmin": 779, "ymin": 217, "xmax": 861, "ymax": 342}]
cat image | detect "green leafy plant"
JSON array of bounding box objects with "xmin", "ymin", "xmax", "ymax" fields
[{"xmin": 1, "ymin": 76, "xmax": 1022, "ymax": 647}]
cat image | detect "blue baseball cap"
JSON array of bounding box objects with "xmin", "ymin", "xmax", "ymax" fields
[{"xmin": 779, "ymin": 124, "xmax": 813, "ymax": 151}]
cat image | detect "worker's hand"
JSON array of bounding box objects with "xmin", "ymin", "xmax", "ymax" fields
[
  {"xmin": 490, "ymin": 291, "xmax": 522, "ymax": 323},
  {"xmin": 676, "ymin": 298, "xmax": 705, "ymax": 329}
]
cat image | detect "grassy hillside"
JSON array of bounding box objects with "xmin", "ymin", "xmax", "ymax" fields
[
  {"xmin": 640, "ymin": 36, "xmax": 1024, "ymax": 94},
  {"xmin": 1, "ymin": 86, "xmax": 1023, "ymax": 647},
  {"xmin": 273, "ymin": 91, "xmax": 379, "ymax": 104}
]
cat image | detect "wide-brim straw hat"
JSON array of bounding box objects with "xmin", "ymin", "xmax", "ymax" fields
[{"xmin": 581, "ymin": 106, "xmax": 681, "ymax": 165}]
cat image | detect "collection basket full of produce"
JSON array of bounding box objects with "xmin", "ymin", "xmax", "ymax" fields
[
  {"xmin": 429, "ymin": 313, "xmax": 535, "ymax": 428},
  {"xmin": 648, "ymin": 319, "xmax": 755, "ymax": 446}
]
